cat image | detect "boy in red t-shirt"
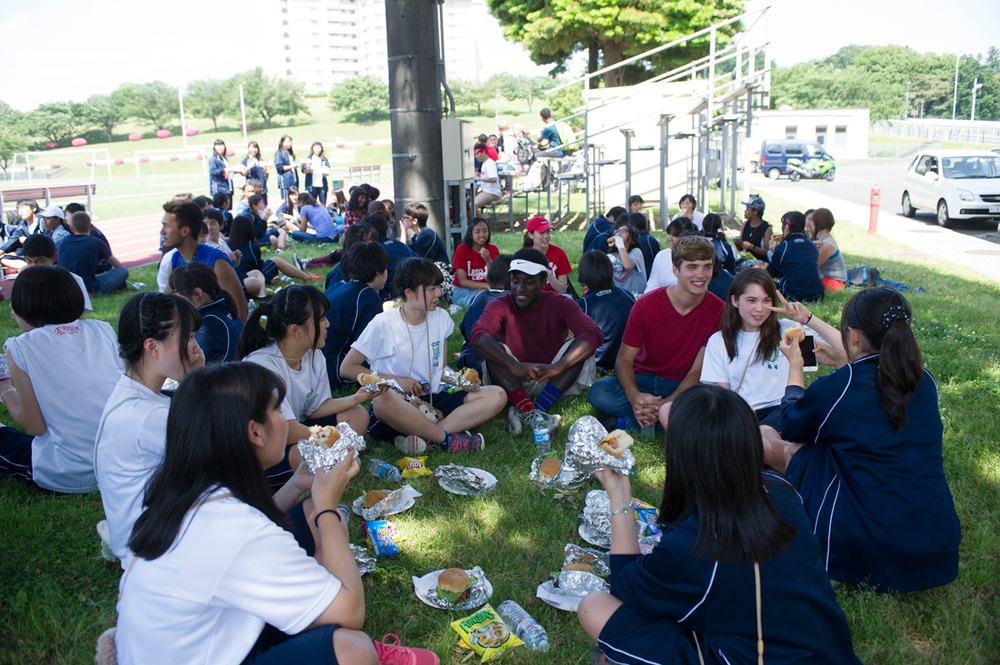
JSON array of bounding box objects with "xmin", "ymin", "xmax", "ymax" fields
[{"xmin": 588, "ymin": 236, "xmax": 724, "ymax": 431}]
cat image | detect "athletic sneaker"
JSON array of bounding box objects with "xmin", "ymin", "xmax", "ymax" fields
[
  {"xmin": 506, "ymin": 406, "xmax": 523, "ymax": 435},
  {"xmin": 445, "ymin": 431, "xmax": 485, "ymax": 453},
  {"xmin": 304, "ymin": 273, "xmax": 323, "ymax": 282},
  {"xmin": 395, "ymin": 435, "xmax": 428, "ymax": 454},
  {"xmin": 374, "ymin": 633, "xmax": 439, "ymax": 665},
  {"xmin": 293, "ymin": 253, "xmax": 308, "ymax": 271}
]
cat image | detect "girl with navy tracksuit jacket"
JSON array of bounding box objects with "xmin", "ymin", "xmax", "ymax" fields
[
  {"xmin": 578, "ymin": 385, "xmax": 860, "ymax": 665},
  {"xmin": 766, "ymin": 287, "xmax": 961, "ymax": 592},
  {"xmin": 274, "ymin": 135, "xmax": 299, "ymax": 202},
  {"xmin": 208, "ymin": 140, "xmax": 233, "ymax": 199},
  {"xmin": 168, "ymin": 262, "xmax": 244, "ymax": 363}
]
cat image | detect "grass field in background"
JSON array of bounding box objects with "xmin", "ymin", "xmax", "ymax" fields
[{"xmin": 0, "ymin": 206, "xmax": 998, "ymax": 663}]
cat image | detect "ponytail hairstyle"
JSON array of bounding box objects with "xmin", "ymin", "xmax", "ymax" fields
[
  {"xmin": 118, "ymin": 292, "xmax": 202, "ymax": 371},
  {"xmin": 660, "ymin": 384, "xmax": 797, "ymax": 562},
  {"xmin": 169, "ymin": 262, "xmax": 238, "ymax": 320},
  {"xmin": 394, "ymin": 257, "xmax": 443, "ymax": 300},
  {"xmin": 129, "ymin": 363, "xmax": 290, "ymax": 560},
  {"xmin": 701, "ymin": 213, "xmax": 726, "ymax": 241},
  {"xmin": 238, "ymin": 285, "xmax": 330, "ymax": 358},
  {"xmin": 228, "ymin": 215, "xmax": 257, "ymax": 251},
  {"xmin": 721, "ymin": 269, "xmax": 780, "ymax": 363},
  {"xmin": 841, "ymin": 287, "xmax": 922, "ymax": 431}
]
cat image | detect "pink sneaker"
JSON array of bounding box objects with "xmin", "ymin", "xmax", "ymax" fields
[
  {"xmin": 445, "ymin": 431, "xmax": 485, "ymax": 453},
  {"xmin": 374, "ymin": 634, "xmax": 439, "ymax": 665}
]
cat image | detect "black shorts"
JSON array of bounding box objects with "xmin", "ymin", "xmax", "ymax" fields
[
  {"xmin": 367, "ymin": 389, "xmax": 469, "ymax": 440},
  {"xmin": 242, "ymin": 623, "xmax": 339, "ymax": 665},
  {"xmin": 598, "ymin": 602, "xmax": 698, "ymax": 665},
  {"xmin": 0, "ymin": 426, "xmax": 38, "ymax": 488}
]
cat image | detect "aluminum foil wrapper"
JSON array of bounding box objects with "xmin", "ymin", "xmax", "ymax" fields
[
  {"xmin": 436, "ymin": 464, "xmax": 487, "ymax": 493},
  {"xmin": 442, "ymin": 365, "xmax": 480, "ymax": 390},
  {"xmin": 563, "ymin": 416, "xmax": 635, "ymax": 482},
  {"xmin": 358, "ymin": 370, "xmax": 408, "ymax": 398},
  {"xmin": 297, "ymin": 422, "xmax": 367, "ymax": 473},
  {"xmin": 350, "ymin": 544, "xmax": 376, "ymax": 576},
  {"xmin": 420, "ymin": 565, "xmax": 491, "ymax": 610},
  {"xmin": 529, "ymin": 455, "xmax": 565, "ymax": 489},
  {"xmin": 358, "ymin": 486, "xmax": 405, "ymax": 521},
  {"xmin": 555, "ymin": 570, "xmax": 609, "ymax": 597},
  {"xmin": 562, "ymin": 543, "xmax": 610, "ymax": 577},
  {"xmin": 582, "ymin": 489, "xmax": 612, "ymax": 536}
]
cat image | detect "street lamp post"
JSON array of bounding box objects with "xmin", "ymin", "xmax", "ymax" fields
[
  {"xmin": 950, "ymin": 53, "xmax": 961, "ymax": 137},
  {"xmin": 971, "ymin": 78, "xmax": 984, "ymax": 122}
]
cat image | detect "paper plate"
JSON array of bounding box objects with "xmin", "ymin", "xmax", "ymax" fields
[
  {"xmin": 351, "ymin": 493, "xmax": 416, "ymax": 517},
  {"xmin": 412, "ymin": 567, "xmax": 493, "ymax": 610},
  {"xmin": 536, "ymin": 580, "xmax": 583, "ymax": 612}
]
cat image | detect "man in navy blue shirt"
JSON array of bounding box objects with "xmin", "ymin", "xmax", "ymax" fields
[
  {"xmin": 57, "ymin": 211, "xmax": 129, "ymax": 294},
  {"xmin": 161, "ymin": 200, "xmax": 248, "ymax": 321},
  {"xmin": 323, "ymin": 242, "xmax": 389, "ymax": 390},
  {"xmin": 402, "ymin": 203, "xmax": 449, "ymax": 264},
  {"xmin": 577, "ymin": 250, "xmax": 636, "ymax": 370},
  {"xmin": 365, "ymin": 213, "xmax": 413, "ymax": 300}
]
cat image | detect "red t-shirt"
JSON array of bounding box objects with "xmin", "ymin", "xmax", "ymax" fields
[
  {"xmin": 452, "ymin": 243, "xmax": 500, "ymax": 286},
  {"xmin": 623, "ymin": 287, "xmax": 724, "ymax": 380},
  {"xmin": 542, "ymin": 244, "xmax": 572, "ymax": 293},
  {"xmin": 469, "ymin": 292, "xmax": 604, "ymax": 364}
]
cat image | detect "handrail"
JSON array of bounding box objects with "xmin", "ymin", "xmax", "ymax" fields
[{"xmin": 547, "ymin": 5, "xmax": 771, "ymax": 94}]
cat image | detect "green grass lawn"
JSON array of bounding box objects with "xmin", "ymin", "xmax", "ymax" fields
[{"xmin": 1, "ymin": 220, "xmax": 998, "ymax": 663}]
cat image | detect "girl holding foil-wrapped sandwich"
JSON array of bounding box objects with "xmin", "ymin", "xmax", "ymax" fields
[{"xmin": 578, "ymin": 384, "xmax": 861, "ymax": 665}]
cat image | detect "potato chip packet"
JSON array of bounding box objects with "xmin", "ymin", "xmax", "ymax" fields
[
  {"xmin": 396, "ymin": 456, "xmax": 433, "ymax": 477},
  {"xmin": 451, "ymin": 604, "xmax": 523, "ymax": 662}
]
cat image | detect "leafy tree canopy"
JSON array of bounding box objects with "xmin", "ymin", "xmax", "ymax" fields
[
  {"xmin": 328, "ymin": 75, "xmax": 390, "ymax": 123},
  {"xmin": 83, "ymin": 92, "xmax": 128, "ymax": 143},
  {"xmin": 486, "ymin": 0, "xmax": 744, "ymax": 87},
  {"xmin": 186, "ymin": 79, "xmax": 235, "ymax": 131},
  {"xmin": 232, "ymin": 68, "xmax": 309, "ymax": 129},
  {"xmin": 25, "ymin": 101, "xmax": 90, "ymax": 145},
  {"xmin": 117, "ymin": 81, "xmax": 179, "ymax": 130}
]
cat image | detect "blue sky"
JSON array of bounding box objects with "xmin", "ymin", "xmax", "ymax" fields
[{"xmin": 3, "ymin": 0, "xmax": 997, "ymax": 111}]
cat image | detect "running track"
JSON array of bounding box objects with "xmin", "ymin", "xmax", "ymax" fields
[{"xmin": 98, "ymin": 212, "xmax": 163, "ymax": 269}]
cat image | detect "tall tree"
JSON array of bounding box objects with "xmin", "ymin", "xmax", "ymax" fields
[
  {"xmin": 328, "ymin": 75, "xmax": 390, "ymax": 123},
  {"xmin": 234, "ymin": 68, "xmax": 308, "ymax": 128},
  {"xmin": 118, "ymin": 81, "xmax": 179, "ymax": 130},
  {"xmin": 186, "ymin": 78, "xmax": 233, "ymax": 131},
  {"xmin": 84, "ymin": 92, "xmax": 127, "ymax": 142},
  {"xmin": 25, "ymin": 101, "xmax": 90, "ymax": 145},
  {"xmin": 490, "ymin": 74, "xmax": 550, "ymax": 112},
  {"xmin": 486, "ymin": 0, "xmax": 744, "ymax": 87},
  {"xmin": 451, "ymin": 79, "xmax": 491, "ymax": 115},
  {"xmin": 0, "ymin": 101, "xmax": 28, "ymax": 174}
]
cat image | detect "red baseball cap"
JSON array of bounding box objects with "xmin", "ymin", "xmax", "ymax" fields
[{"xmin": 526, "ymin": 216, "xmax": 551, "ymax": 233}]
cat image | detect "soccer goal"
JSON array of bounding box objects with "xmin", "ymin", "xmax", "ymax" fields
[{"xmin": 9, "ymin": 148, "xmax": 113, "ymax": 183}]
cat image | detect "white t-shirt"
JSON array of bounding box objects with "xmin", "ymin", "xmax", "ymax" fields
[
  {"xmin": 115, "ymin": 490, "xmax": 340, "ymax": 665},
  {"xmin": 157, "ymin": 249, "xmax": 178, "ymax": 293},
  {"xmin": 68, "ymin": 272, "xmax": 93, "ymax": 312},
  {"xmin": 244, "ymin": 345, "xmax": 332, "ymax": 422},
  {"xmin": 701, "ymin": 319, "xmax": 799, "ymax": 410},
  {"xmin": 479, "ymin": 159, "xmax": 502, "ymax": 197},
  {"xmin": 4, "ymin": 320, "xmax": 124, "ymax": 492},
  {"xmin": 644, "ymin": 248, "xmax": 677, "ymax": 292},
  {"xmin": 352, "ymin": 307, "xmax": 454, "ymax": 393},
  {"xmin": 95, "ymin": 374, "xmax": 171, "ymax": 566}
]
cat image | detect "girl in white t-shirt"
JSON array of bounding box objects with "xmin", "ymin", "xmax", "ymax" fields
[
  {"xmin": 239, "ymin": 285, "xmax": 375, "ymax": 488},
  {"xmin": 698, "ymin": 269, "xmax": 842, "ymax": 427},
  {"xmin": 116, "ymin": 362, "xmax": 437, "ymax": 664},
  {"xmin": 0, "ymin": 266, "xmax": 124, "ymax": 493},
  {"xmin": 95, "ymin": 293, "xmax": 205, "ymax": 565},
  {"xmin": 341, "ymin": 257, "xmax": 506, "ymax": 455}
]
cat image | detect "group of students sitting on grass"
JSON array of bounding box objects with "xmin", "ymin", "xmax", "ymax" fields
[{"xmin": 0, "ymin": 191, "xmax": 962, "ymax": 664}]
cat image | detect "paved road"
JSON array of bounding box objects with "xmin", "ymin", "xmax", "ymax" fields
[{"xmin": 749, "ymin": 159, "xmax": 1000, "ymax": 285}]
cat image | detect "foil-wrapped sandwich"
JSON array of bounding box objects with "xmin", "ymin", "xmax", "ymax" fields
[
  {"xmin": 561, "ymin": 416, "xmax": 636, "ymax": 483},
  {"xmin": 297, "ymin": 422, "xmax": 366, "ymax": 473}
]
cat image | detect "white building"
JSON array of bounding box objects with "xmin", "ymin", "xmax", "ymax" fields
[{"xmin": 276, "ymin": 0, "xmax": 546, "ymax": 94}]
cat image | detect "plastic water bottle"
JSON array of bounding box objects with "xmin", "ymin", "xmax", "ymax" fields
[
  {"xmin": 497, "ymin": 600, "xmax": 549, "ymax": 652},
  {"xmin": 367, "ymin": 457, "xmax": 402, "ymax": 483},
  {"xmin": 526, "ymin": 412, "xmax": 551, "ymax": 454}
]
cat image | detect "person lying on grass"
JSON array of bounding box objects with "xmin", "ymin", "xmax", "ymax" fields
[
  {"xmin": 763, "ymin": 286, "xmax": 961, "ymax": 592},
  {"xmin": 114, "ymin": 362, "xmax": 439, "ymax": 665},
  {"xmin": 340, "ymin": 257, "xmax": 506, "ymax": 455}
]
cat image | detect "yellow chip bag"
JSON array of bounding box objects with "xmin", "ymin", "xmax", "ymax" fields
[
  {"xmin": 396, "ymin": 456, "xmax": 432, "ymax": 477},
  {"xmin": 451, "ymin": 604, "xmax": 523, "ymax": 663}
]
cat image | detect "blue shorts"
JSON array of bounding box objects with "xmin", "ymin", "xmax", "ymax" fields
[
  {"xmin": 242, "ymin": 623, "xmax": 339, "ymax": 665},
  {"xmin": 367, "ymin": 389, "xmax": 469, "ymax": 440},
  {"xmin": 598, "ymin": 603, "xmax": 699, "ymax": 665},
  {"xmin": 0, "ymin": 426, "xmax": 39, "ymax": 489}
]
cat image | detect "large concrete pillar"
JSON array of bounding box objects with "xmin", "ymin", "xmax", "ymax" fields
[{"xmin": 385, "ymin": 0, "xmax": 446, "ymax": 240}]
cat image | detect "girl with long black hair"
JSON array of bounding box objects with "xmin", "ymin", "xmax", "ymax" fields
[
  {"xmin": 765, "ymin": 287, "xmax": 961, "ymax": 592},
  {"xmin": 579, "ymin": 384, "xmax": 861, "ymax": 665}
]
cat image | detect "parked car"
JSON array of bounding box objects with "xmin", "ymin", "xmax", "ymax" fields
[
  {"xmin": 901, "ymin": 150, "xmax": 1000, "ymax": 227},
  {"xmin": 758, "ymin": 140, "xmax": 836, "ymax": 180}
]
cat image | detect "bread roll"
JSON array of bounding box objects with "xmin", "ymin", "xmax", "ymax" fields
[
  {"xmin": 358, "ymin": 373, "xmax": 382, "ymax": 386},
  {"xmin": 598, "ymin": 429, "xmax": 634, "ymax": 458},
  {"xmin": 784, "ymin": 326, "xmax": 805, "ymax": 344},
  {"xmin": 539, "ymin": 458, "xmax": 562, "ymax": 479},
  {"xmin": 461, "ymin": 368, "xmax": 480, "ymax": 384},
  {"xmin": 563, "ymin": 562, "xmax": 594, "ymax": 573},
  {"xmin": 308, "ymin": 425, "xmax": 341, "ymax": 448},
  {"xmin": 365, "ymin": 489, "xmax": 389, "ymax": 507}
]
